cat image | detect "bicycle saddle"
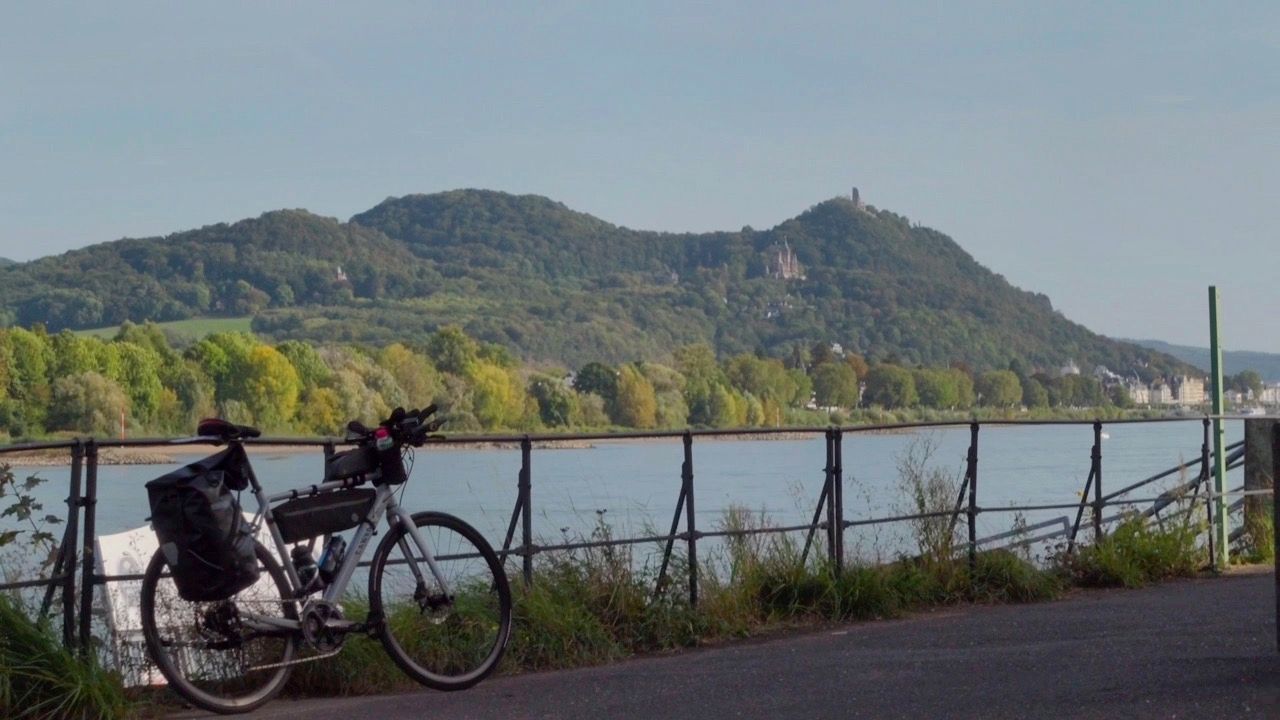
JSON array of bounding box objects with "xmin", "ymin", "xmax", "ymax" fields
[{"xmin": 197, "ymin": 418, "xmax": 262, "ymax": 440}]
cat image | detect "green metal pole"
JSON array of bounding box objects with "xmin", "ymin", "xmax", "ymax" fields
[{"xmin": 1209, "ymin": 286, "xmax": 1228, "ymax": 569}]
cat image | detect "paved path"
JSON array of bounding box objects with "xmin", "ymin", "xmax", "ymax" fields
[{"xmin": 179, "ymin": 570, "xmax": 1280, "ymax": 719}]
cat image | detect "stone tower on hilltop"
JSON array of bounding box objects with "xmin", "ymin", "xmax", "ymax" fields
[{"xmin": 851, "ymin": 186, "xmax": 866, "ymax": 210}]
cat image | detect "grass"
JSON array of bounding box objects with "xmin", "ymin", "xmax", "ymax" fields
[
  {"xmin": 0, "ymin": 595, "xmax": 127, "ymax": 720},
  {"xmin": 1059, "ymin": 514, "xmax": 1203, "ymax": 588},
  {"xmin": 73, "ymin": 316, "xmax": 253, "ymax": 341}
]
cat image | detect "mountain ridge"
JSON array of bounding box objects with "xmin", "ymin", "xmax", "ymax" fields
[
  {"xmin": 1124, "ymin": 339, "xmax": 1280, "ymax": 383},
  {"xmin": 0, "ymin": 190, "xmax": 1194, "ymax": 376}
]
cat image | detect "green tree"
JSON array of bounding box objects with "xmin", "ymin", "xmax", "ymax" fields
[
  {"xmin": 977, "ymin": 370, "xmax": 1022, "ymax": 408},
  {"xmin": 48, "ymin": 371, "xmax": 129, "ymax": 435},
  {"xmin": 6, "ymin": 327, "xmax": 52, "ymax": 432},
  {"xmin": 1021, "ymin": 377, "xmax": 1050, "ymax": 409},
  {"xmin": 863, "ymin": 365, "xmax": 918, "ymax": 408},
  {"xmin": 426, "ymin": 326, "xmax": 478, "ymax": 375},
  {"xmin": 529, "ymin": 375, "xmax": 575, "ymax": 427},
  {"xmin": 49, "ymin": 331, "xmax": 96, "ymax": 379},
  {"xmin": 114, "ymin": 342, "xmax": 165, "ymax": 422},
  {"xmin": 914, "ymin": 368, "xmax": 959, "ymax": 409},
  {"xmin": 1108, "ymin": 384, "xmax": 1133, "ymax": 409},
  {"xmin": 812, "ymin": 362, "xmax": 859, "ymax": 408},
  {"xmin": 573, "ymin": 362, "xmax": 618, "ymax": 403},
  {"xmin": 277, "ymin": 340, "xmax": 332, "ymax": 389},
  {"xmin": 1231, "ymin": 370, "xmax": 1264, "ymax": 399}
]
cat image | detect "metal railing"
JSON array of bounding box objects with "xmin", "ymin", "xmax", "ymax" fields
[{"xmin": 0, "ymin": 415, "xmax": 1270, "ymax": 655}]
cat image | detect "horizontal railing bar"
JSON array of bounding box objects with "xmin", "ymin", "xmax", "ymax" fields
[
  {"xmin": 0, "ymin": 574, "xmax": 73, "ymax": 591},
  {"xmin": 981, "ymin": 502, "xmax": 1097, "ymax": 513},
  {"xmin": 843, "ymin": 509, "xmax": 960, "ymax": 527}
]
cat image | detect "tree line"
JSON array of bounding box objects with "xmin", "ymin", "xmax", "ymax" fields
[{"xmin": 0, "ymin": 324, "xmax": 1187, "ymax": 442}]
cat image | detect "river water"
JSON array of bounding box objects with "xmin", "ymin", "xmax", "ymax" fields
[{"xmin": 3, "ymin": 420, "xmax": 1246, "ymax": 571}]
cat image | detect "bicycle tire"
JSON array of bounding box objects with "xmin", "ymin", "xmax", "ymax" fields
[
  {"xmin": 140, "ymin": 541, "xmax": 297, "ymax": 714},
  {"xmin": 369, "ymin": 511, "xmax": 512, "ymax": 690}
]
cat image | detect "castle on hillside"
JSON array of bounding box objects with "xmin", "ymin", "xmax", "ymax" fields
[{"xmin": 765, "ymin": 239, "xmax": 805, "ymax": 280}]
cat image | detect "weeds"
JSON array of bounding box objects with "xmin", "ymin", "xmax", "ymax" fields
[
  {"xmin": 0, "ymin": 595, "xmax": 127, "ymax": 720},
  {"xmin": 1060, "ymin": 513, "xmax": 1201, "ymax": 588}
]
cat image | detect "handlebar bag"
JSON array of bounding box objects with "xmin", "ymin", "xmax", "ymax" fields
[{"xmin": 145, "ymin": 446, "xmax": 260, "ymax": 602}]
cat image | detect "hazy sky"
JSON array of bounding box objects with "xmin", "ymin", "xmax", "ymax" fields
[{"xmin": 2, "ymin": 3, "xmax": 1277, "ymax": 352}]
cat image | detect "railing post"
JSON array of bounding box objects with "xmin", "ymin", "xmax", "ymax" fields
[
  {"xmin": 1202, "ymin": 418, "xmax": 1215, "ymax": 567},
  {"xmin": 79, "ymin": 440, "xmax": 98, "ymax": 654},
  {"xmin": 966, "ymin": 422, "xmax": 979, "ymax": 573},
  {"xmin": 833, "ymin": 428, "xmax": 844, "ymax": 574},
  {"xmin": 1092, "ymin": 422, "xmax": 1104, "ymax": 541},
  {"xmin": 682, "ymin": 432, "xmax": 698, "ymax": 608},
  {"xmin": 60, "ymin": 440, "xmax": 84, "ymax": 648},
  {"xmin": 824, "ymin": 429, "xmax": 836, "ymax": 567},
  {"xmin": 519, "ymin": 437, "xmax": 533, "ymax": 586}
]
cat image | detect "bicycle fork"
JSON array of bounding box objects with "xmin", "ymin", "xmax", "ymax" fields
[{"xmin": 388, "ymin": 504, "xmax": 453, "ymax": 606}]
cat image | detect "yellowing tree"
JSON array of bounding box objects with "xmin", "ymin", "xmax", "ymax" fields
[
  {"xmin": 378, "ymin": 343, "xmax": 440, "ymax": 406},
  {"xmin": 469, "ymin": 362, "xmax": 523, "ymax": 428},
  {"xmin": 614, "ymin": 365, "xmax": 657, "ymax": 429},
  {"xmin": 243, "ymin": 345, "xmax": 302, "ymax": 429}
]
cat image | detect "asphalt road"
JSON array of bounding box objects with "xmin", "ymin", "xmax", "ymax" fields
[{"xmin": 177, "ymin": 570, "xmax": 1280, "ymax": 720}]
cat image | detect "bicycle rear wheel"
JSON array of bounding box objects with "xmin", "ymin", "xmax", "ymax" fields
[
  {"xmin": 369, "ymin": 511, "xmax": 512, "ymax": 690},
  {"xmin": 140, "ymin": 542, "xmax": 297, "ymax": 714}
]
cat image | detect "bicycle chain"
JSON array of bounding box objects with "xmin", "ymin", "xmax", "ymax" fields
[{"xmin": 247, "ymin": 647, "xmax": 343, "ymax": 672}]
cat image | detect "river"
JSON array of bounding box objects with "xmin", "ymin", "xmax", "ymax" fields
[{"xmin": 2, "ymin": 420, "xmax": 1246, "ymax": 572}]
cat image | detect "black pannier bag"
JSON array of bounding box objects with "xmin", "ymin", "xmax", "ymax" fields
[
  {"xmin": 273, "ymin": 489, "xmax": 377, "ymax": 544},
  {"xmin": 146, "ymin": 445, "xmax": 260, "ymax": 602}
]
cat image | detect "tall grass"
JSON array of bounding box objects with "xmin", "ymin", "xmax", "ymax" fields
[
  {"xmin": 0, "ymin": 595, "xmax": 127, "ymax": 720},
  {"xmin": 1060, "ymin": 513, "xmax": 1202, "ymax": 588}
]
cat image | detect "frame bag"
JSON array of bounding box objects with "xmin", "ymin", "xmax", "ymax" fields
[{"xmin": 145, "ymin": 446, "xmax": 260, "ymax": 602}]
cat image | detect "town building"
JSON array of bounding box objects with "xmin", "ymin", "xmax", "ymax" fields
[{"xmin": 1171, "ymin": 376, "xmax": 1206, "ymax": 406}]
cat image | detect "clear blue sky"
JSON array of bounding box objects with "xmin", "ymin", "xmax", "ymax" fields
[{"xmin": 2, "ymin": 2, "xmax": 1277, "ymax": 352}]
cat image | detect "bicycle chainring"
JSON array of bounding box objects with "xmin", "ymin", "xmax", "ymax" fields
[{"xmin": 300, "ymin": 600, "xmax": 347, "ymax": 653}]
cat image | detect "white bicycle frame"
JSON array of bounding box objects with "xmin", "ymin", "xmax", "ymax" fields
[{"xmin": 232, "ymin": 443, "xmax": 451, "ymax": 634}]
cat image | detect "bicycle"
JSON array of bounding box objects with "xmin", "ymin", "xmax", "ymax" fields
[{"xmin": 139, "ymin": 406, "xmax": 513, "ymax": 714}]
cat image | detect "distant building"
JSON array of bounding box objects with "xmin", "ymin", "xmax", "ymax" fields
[
  {"xmin": 1171, "ymin": 376, "xmax": 1206, "ymax": 406},
  {"xmin": 1150, "ymin": 382, "xmax": 1175, "ymax": 405},
  {"xmin": 1261, "ymin": 384, "xmax": 1280, "ymax": 406},
  {"xmin": 851, "ymin": 186, "xmax": 866, "ymax": 210},
  {"xmin": 1060, "ymin": 360, "xmax": 1081, "ymax": 376},
  {"xmin": 335, "ymin": 265, "xmax": 348, "ymax": 283},
  {"xmin": 1126, "ymin": 381, "xmax": 1151, "ymax": 406}
]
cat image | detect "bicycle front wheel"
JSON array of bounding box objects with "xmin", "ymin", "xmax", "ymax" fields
[
  {"xmin": 140, "ymin": 542, "xmax": 297, "ymax": 714},
  {"xmin": 369, "ymin": 511, "xmax": 512, "ymax": 690}
]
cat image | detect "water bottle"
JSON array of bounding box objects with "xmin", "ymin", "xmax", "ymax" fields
[
  {"xmin": 318, "ymin": 535, "xmax": 347, "ymax": 585},
  {"xmin": 291, "ymin": 545, "xmax": 318, "ymax": 592}
]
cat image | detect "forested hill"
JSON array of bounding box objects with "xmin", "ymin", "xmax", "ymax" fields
[
  {"xmin": 1126, "ymin": 339, "xmax": 1280, "ymax": 383},
  {"xmin": 0, "ymin": 190, "xmax": 1189, "ymax": 377},
  {"xmin": 0, "ymin": 258, "xmax": 14, "ymax": 267}
]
